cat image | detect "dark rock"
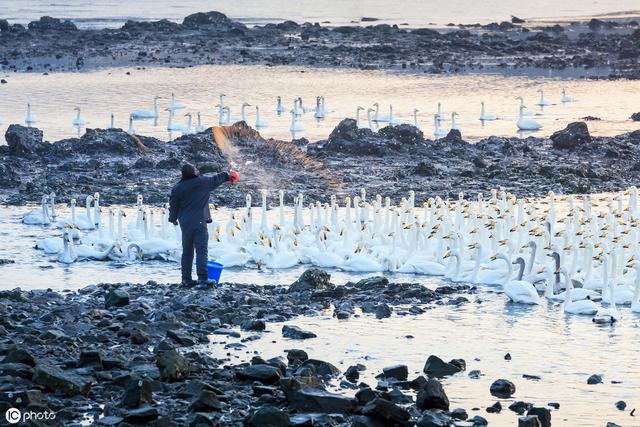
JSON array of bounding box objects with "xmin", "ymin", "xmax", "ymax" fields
[
  {"xmin": 189, "ymin": 390, "xmax": 223, "ymax": 412},
  {"xmin": 282, "ymin": 325, "xmax": 317, "ymax": 339},
  {"xmin": 123, "ymin": 406, "xmax": 158, "ymax": 424},
  {"xmin": 518, "ymin": 415, "xmax": 542, "ymax": 427},
  {"xmin": 78, "ymin": 350, "xmax": 103, "ymax": 368},
  {"xmin": 241, "ymin": 319, "xmax": 266, "ymax": 331},
  {"xmin": 631, "ymin": 112, "xmax": 640, "ymax": 121},
  {"xmin": 362, "ymin": 398, "xmax": 411, "ymax": 424},
  {"xmin": 246, "ymin": 405, "xmax": 290, "ymax": 427},
  {"xmin": 490, "ymin": 379, "xmax": 516, "ymax": 398},
  {"xmin": 351, "ymin": 415, "xmax": 386, "ymax": 427},
  {"xmin": 416, "ymin": 378, "xmax": 449, "ymax": 411},
  {"xmin": 121, "ymin": 377, "xmax": 153, "ymax": 408},
  {"xmin": 374, "ymin": 303, "xmax": 392, "ymax": 319},
  {"xmin": 355, "ymin": 387, "xmax": 377, "ymax": 405},
  {"xmin": 289, "ymin": 268, "xmax": 331, "ymax": 292},
  {"xmin": 289, "ymin": 387, "xmax": 357, "ymax": 413},
  {"xmin": 286, "ymin": 349, "xmax": 308, "ymax": 364},
  {"xmin": 156, "ymin": 349, "xmax": 191, "ymax": 381},
  {"xmin": 3, "ymin": 346, "xmax": 37, "ymax": 366},
  {"xmin": 130, "ymin": 328, "xmax": 149, "ymax": 345},
  {"xmin": 449, "ymin": 408, "xmax": 468, "ymax": 420},
  {"xmin": 105, "ymin": 288, "xmax": 130, "ymax": 308},
  {"xmin": 551, "ymin": 122, "xmax": 591, "ymax": 149},
  {"xmin": 486, "ymin": 401, "xmax": 502, "ymax": 413},
  {"xmin": 382, "ymin": 364, "xmax": 408, "ymax": 381},
  {"xmin": 615, "ymin": 400, "xmax": 626, "ymax": 410},
  {"xmin": 300, "ymin": 359, "xmax": 340, "ymax": 377},
  {"xmin": 416, "ymin": 410, "xmax": 453, "ymax": 427},
  {"xmin": 237, "ymin": 364, "xmax": 281, "ymax": 384},
  {"xmin": 423, "ymin": 355, "xmax": 462, "ymax": 377},
  {"xmin": 526, "ymin": 407, "xmax": 551, "ymax": 427},
  {"xmin": 0, "ymin": 362, "xmax": 34, "ymax": 379},
  {"xmin": 182, "ymin": 11, "xmax": 237, "ymax": 29},
  {"xmin": 167, "ymin": 329, "xmax": 198, "ymax": 346},
  {"xmin": 5, "ymin": 125, "xmax": 47, "ymax": 156},
  {"xmin": 512, "ymin": 16, "xmax": 526, "ymax": 23},
  {"xmin": 509, "ymin": 401, "xmax": 533, "ymax": 414},
  {"xmin": 587, "ymin": 374, "xmax": 603, "ymax": 384},
  {"xmin": 448, "ymin": 359, "xmax": 466, "ymax": 371},
  {"xmin": 28, "ymin": 16, "xmax": 78, "ymax": 32},
  {"xmin": 345, "ymin": 365, "xmax": 360, "ymax": 382},
  {"xmin": 32, "ymin": 364, "xmax": 90, "ymax": 397}
]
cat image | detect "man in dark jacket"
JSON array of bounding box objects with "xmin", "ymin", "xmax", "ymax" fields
[{"xmin": 168, "ymin": 164, "xmax": 239, "ymax": 287}]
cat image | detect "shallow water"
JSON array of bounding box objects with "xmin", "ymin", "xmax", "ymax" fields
[
  {"xmin": 2, "ymin": 0, "xmax": 640, "ymax": 29},
  {"xmin": 2, "ymin": 197, "xmax": 640, "ymax": 426},
  {"xmin": 1, "ymin": 65, "xmax": 639, "ymax": 144}
]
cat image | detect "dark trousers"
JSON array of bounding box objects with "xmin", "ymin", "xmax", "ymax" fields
[{"xmin": 181, "ymin": 223, "xmax": 209, "ymax": 281}]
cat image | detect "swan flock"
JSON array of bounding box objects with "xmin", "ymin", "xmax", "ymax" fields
[{"xmin": 21, "ymin": 186, "xmax": 640, "ymax": 321}]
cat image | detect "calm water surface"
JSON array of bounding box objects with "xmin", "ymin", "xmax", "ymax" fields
[
  {"xmin": 2, "ymin": 0, "xmax": 640, "ymax": 28},
  {"xmin": 1, "ymin": 201, "xmax": 639, "ymax": 426},
  {"xmin": 1, "ymin": 65, "xmax": 639, "ymax": 143}
]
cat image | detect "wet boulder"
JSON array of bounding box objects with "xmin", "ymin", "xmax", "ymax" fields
[
  {"xmin": 156, "ymin": 349, "xmax": 191, "ymax": 381},
  {"xmin": 299, "ymin": 359, "xmax": 340, "ymax": 377},
  {"xmin": 526, "ymin": 407, "xmax": 551, "ymax": 427},
  {"xmin": 551, "ymin": 122, "xmax": 591, "ymax": 149},
  {"xmin": 490, "ymin": 379, "xmax": 516, "ymax": 398},
  {"xmin": 5, "ymin": 125, "xmax": 48, "ymax": 156},
  {"xmin": 423, "ymin": 355, "xmax": 462, "ymax": 378},
  {"xmin": 382, "ymin": 364, "xmax": 408, "ymax": 381},
  {"xmin": 630, "ymin": 112, "xmax": 640, "ymax": 121},
  {"xmin": 236, "ymin": 364, "xmax": 281, "ymax": 384},
  {"xmin": 289, "ymin": 268, "xmax": 331, "ymax": 293},
  {"xmin": 182, "ymin": 11, "xmax": 239, "ymax": 30},
  {"xmin": 121, "ymin": 377, "xmax": 153, "ymax": 408},
  {"xmin": 0, "ymin": 19, "xmax": 9, "ymax": 32},
  {"xmin": 188, "ymin": 390, "xmax": 223, "ymax": 412},
  {"xmin": 519, "ymin": 415, "xmax": 542, "ymax": 427},
  {"xmin": 379, "ymin": 124, "xmax": 424, "ymax": 145},
  {"xmin": 289, "ymin": 387, "xmax": 357, "ymax": 413},
  {"xmin": 28, "ymin": 16, "xmax": 77, "ymax": 32},
  {"xmin": 416, "ymin": 410, "xmax": 453, "ymax": 427},
  {"xmin": 3, "ymin": 346, "xmax": 37, "ymax": 366},
  {"xmin": 246, "ymin": 406, "xmax": 290, "ymax": 426},
  {"xmin": 416, "ymin": 378, "xmax": 449, "ymax": 411},
  {"xmin": 362, "ymin": 398, "xmax": 411, "ymax": 424},
  {"xmin": 32, "ymin": 364, "xmax": 90, "ymax": 397},
  {"xmin": 105, "ymin": 288, "xmax": 130, "ymax": 308},
  {"xmin": 282, "ymin": 325, "xmax": 317, "ymax": 339}
]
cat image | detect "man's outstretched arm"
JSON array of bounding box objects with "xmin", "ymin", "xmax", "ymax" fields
[
  {"xmin": 168, "ymin": 190, "xmax": 179, "ymax": 225},
  {"xmin": 204, "ymin": 171, "xmax": 238, "ymax": 190}
]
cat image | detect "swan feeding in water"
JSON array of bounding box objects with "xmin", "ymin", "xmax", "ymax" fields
[
  {"xmin": 516, "ymin": 103, "xmax": 542, "ymax": 131},
  {"xmin": 479, "ymin": 102, "xmax": 497, "ymax": 121},
  {"xmin": 131, "ymin": 96, "xmax": 160, "ymax": 119},
  {"xmin": 71, "ymin": 106, "xmax": 87, "ymax": 126}
]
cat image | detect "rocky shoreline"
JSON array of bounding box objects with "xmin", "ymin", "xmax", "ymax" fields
[
  {"xmin": 0, "ymin": 268, "xmax": 569, "ymax": 426},
  {"xmin": 0, "ymin": 11, "xmax": 639, "ymax": 79},
  {"xmin": 1, "ymin": 119, "xmax": 640, "ymax": 206}
]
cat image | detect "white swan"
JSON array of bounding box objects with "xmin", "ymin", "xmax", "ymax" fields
[
  {"xmin": 501, "ymin": 255, "xmax": 541, "ymax": 304},
  {"xmin": 107, "ymin": 113, "xmax": 116, "ymax": 129},
  {"xmin": 22, "ymin": 195, "xmax": 50, "ymax": 225},
  {"xmin": 560, "ymin": 89, "xmax": 574, "ymax": 103},
  {"xmin": 593, "ymin": 277, "xmax": 621, "ymax": 324},
  {"xmin": 536, "ymin": 89, "xmax": 551, "ymax": 107},
  {"xmin": 276, "ymin": 96, "xmax": 286, "ymax": 114},
  {"xmin": 131, "ymin": 96, "xmax": 160, "ymax": 119},
  {"xmin": 127, "ymin": 114, "xmax": 136, "ymax": 135},
  {"xmin": 372, "ymin": 102, "xmax": 391, "ymax": 123},
  {"xmin": 412, "ymin": 108, "xmax": 421, "ymax": 129},
  {"xmin": 290, "ymin": 110, "xmax": 304, "ymax": 132},
  {"xmin": 516, "ymin": 104, "xmax": 542, "ymax": 131},
  {"xmin": 167, "ymin": 110, "xmax": 192, "ymax": 133},
  {"xmin": 355, "ymin": 106, "xmax": 367, "ymax": 129},
  {"xmin": 450, "ymin": 112, "xmax": 459, "ymax": 130},
  {"xmin": 72, "ymin": 106, "xmax": 87, "ymax": 126},
  {"xmin": 57, "ymin": 231, "xmax": 78, "ymax": 264},
  {"xmin": 168, "ymin": 92, "xmax": 186, "ymax": 111},
  {"xmin": 25, "ymin": 103, "xmax": 38, "ymax": 126},
  {"xmin": 433, "ymin": 115, "xmax": 446, "ymax": 139},
  {"xmin": 255, "ymin": 106, "xmax": 268, "ymax": 128},
  {"xmin": 479, "ymin": 102, "xmax": 497, "ymax": 121},
  {"xmin": 563, "ymin": 277, "xmax": 599, "ymax": 315},
  {"xmin": 435, "ymin": 102, "xmax": 447, "ymax": 120},
  {"xmin": 195, "ymin": 112, "xmax": 205, "ymax": 132},
  {"xmin": 631, "ymin": 268, "xmax": 640, "ymax": 313}
]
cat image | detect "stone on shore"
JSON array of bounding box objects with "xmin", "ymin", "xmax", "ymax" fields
[
  {"xmin": 382, "ymin": 364, "xmax": 408, "ymax": 381},
  {"xmin": 32, "ymin": 364, "xmax": 90, "ymax": 397},
  {"xmin": 5, "ymin": 125, "xmax": 48, "ymax": 156},
  {"xmin": 490, "ymin": 379, "xmax": 516, "ymax": 398},
  {"xmin": 551, "ymin": 122, "xmax": 591, "ymax": 149},
  {"xmin": 237, "ymin": 365, "xmax": 281, "ymax": 384},
  {"xmin": 423, "ymin": 355, "xmax": 462, "ymax": 377},
  {"xmin": 246, "ymin": 406, "xmax": 290, "ymax": 427},
  {"xmin": 188, "ymin": 390, "xmax": 223, "ymax": 412},
  {"xmin": 289, "ymin": 387, "xmax": 357, "ymax": 413},
  {"xmin": 156, "ymin": 349, "xmax": 191, "ymax": 381},
  {"xmin": 104, "ymin": 288, "xmax": 130, "ymax": 308},
  {"xmin": 416, "ymin": 378, "xmax": 450, "ymax": 411},
  {"xmin": 282, "ymin": 325, "xmax": 317, "ymax": 339},
  {"xmin": 121, "ymin": 377, "xmax": 153, "ymax": 408},
  {"xmin": 362, "ymin": 397, "xmax": 411, "ymax": 424},
  {"xmin": 289, "ymin": 268, "xmax": 331, "ymax": 293},
  {"xmin": 526, "ymin": 407, "xmax": 551, "ymax": 427},
  {"xmin": 519, "ymin": 415, "xmax": 542, "ymax": 427}
]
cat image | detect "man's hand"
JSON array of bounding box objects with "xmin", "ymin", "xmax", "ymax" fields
[
  {"xmin": 170, "ymin": 220, "xmax": 178, "ymax": 226},
  {"xmin": 228, "ymin": 171, "xmax": 239, "ymax": 184}
]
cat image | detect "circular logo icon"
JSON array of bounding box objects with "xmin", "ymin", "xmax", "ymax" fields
[{"xmin": 5, "ymin": 408, "xmax": 21, "ymax": 424}]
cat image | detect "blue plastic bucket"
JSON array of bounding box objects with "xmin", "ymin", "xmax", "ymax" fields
[{"xmin": 207, "ymin": 261, "xmax": 224, "ymax": 283}]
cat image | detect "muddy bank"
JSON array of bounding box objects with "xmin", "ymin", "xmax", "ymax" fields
[
  {"xmin": 2, "ymin": 119, "xmax": 640, "ymax": 206},
  {"xmin": 1, "ymin": 11, "xmax": 639, "ymax": 79},
  {"xmin": 0, "ymin": 270, "xmax": 515, "ymax": 426}
]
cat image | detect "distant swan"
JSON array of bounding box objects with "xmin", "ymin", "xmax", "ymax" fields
[
  {"xmin": 72, "ymin": 106, "xmax": 87, "ymax": 126},
  {"xmin": 276, "ymin": 96, "xmax": 286, "ymax": 114},
  {"xmin": 131, "ymin": 96, "xmax": 160, "ymax": 119},
  {"xmin": 536, "ymin": 89, "xmax": 551, "ymax": 107},
  {"xmin": 168, "ymin": 92, "xmax": 186, "ymax": 111},
  {"xmin": 290, "ymin": 110, "xmax": 304, "ymax": 132},
  {"xmin": 255, "ymin": 106, "xmax": 268, "ymax": 128},
  {"xmin": 479, "ymin": 101, "xmax": 497, "ymax": 121},
  {"xmin": 433, "ymin": 115, "xmax": 446, "ymax": 139},
  {"xmin": 25, "ymin": 103, "xmax": 38, "ymax": 126},
  {"xmin": 560, "ymin": 88, "xmax": 574, "ymax": 103},
  {"xmin": 516, "ymin": 104, "xmax": 542, "ymax": 131}
]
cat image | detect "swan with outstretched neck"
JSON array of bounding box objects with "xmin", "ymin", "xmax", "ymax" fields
[
  {"xmin": 22, "ymin": 195, "xmax": 50, "ymax": 225},
  {"xmin": 536, "ymin": 89, "xmax": 551, "ymax": 107},
  {"xmin": 25, "ymin": 103, "xmax": 38, "ymax": 126},
  {"xmin": 516, "ymin": 102, "xmax": 542, "ymax": 131},
  {"xmin": 72, "ymin": 106, "xmax": 87, "ymax": 126},
  {"xmin": 479, "ymin": 102, "xmax": 497, "ymax": 121}
]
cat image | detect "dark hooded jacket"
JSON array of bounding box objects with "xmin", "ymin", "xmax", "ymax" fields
[{"xmin": 168, "ymin": 172, "xmax": 231, "ymax": 226}]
